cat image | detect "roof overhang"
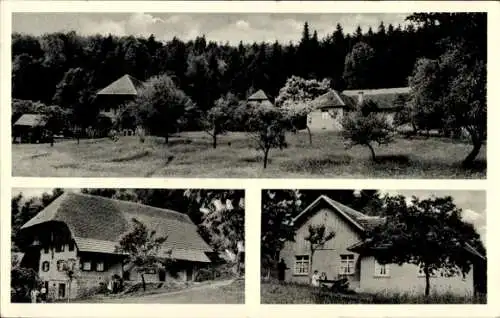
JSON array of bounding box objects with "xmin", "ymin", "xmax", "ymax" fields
[{"xmin": 292, "ymin": 195, "xmax": 365, "ymax": 232}]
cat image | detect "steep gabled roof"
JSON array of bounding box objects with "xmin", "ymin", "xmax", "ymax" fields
[
  {"xmin": 247, "ymin": 89, "xmax": 269, "ymax": 101},
  {"xmin": 310, "ymin": 90, "xmax": 358, "ymax": 110},
  {"xmin": 21, "ymin": 192, "xmax": 212, "ymax": 263},
  {"xmin": 13, "ymin": 114, "xmax": 46, "ymax": 127},
  {"xmin": 292, "ymin": 195, "xmax": 385, "ymax": 233},
  {"xmin": 96, "ymin": 74, "xmax": 143, "ymax": 96}
]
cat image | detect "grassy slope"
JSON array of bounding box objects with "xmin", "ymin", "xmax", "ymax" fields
[
  {"xmin": 260, "ymin": 281, "xmax": 486, "ymax": 304},
  {"xmin": 12, "ymin": 131, "xmax": 486, "ymax": 178}
]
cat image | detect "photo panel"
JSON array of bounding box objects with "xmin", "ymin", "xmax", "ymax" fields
[
  {"xmin": 260, "ymin": 189, "xmax": 486, "ymax": 304},
  {"xmin": 10, "ymin": 187, "xmax": 245, "ymax": 304},
  {"xmin": 9, "ymin": 10, "xmax": 486, "ymax": 179}
]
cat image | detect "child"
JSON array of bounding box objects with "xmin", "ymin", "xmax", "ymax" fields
[{"xmin": 311, "ymin": 270, "xmax": 320, "ymax": 287}]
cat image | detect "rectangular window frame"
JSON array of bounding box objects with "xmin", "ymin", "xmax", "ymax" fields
[
  {"xmin": 82, "ymin": 261, "xmax": 92, "ymax": 271},
  {"xmin": 339, "ymin": 254, "xmax": 355, "ymax": 275},
  {"xmin": 374, "ymin": 259, "xmax": 390, "ymax": 277},
  {"xmin": 294, "ymin": 255, "xmax": 310, "ymax": 276},
  {"xmin": 96, "ymin": 261, "xmax": 105, "ymax": 272}
]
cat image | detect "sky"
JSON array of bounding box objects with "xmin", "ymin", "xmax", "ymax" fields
[{"xmin": 12, "ymin": 12, "xmax": 411, "ymax": 44}]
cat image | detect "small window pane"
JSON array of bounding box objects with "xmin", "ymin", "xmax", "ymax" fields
[
  {"xmin": 96, "ymin": 262, "xmax": 104, "ymax": 272},
  {"xmin": 82, "ymin": 261, "xmax": 91, "ymax": 271}
]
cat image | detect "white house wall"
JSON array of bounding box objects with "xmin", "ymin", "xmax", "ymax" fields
[
  {"xmin": 359, "ymin": 256, "xmax": 474, "ymax": 296},
  {"xmin": 280, "ymin": 206, "xmax": 362, "ymax": 288}
]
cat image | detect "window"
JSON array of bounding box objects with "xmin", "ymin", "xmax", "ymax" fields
[
  {"xmin": 57, "ymin": 260, "xmax": 66, "ymax": 271},
  {"xmin": 55, "ymin": 244, "xmax": 64, "ymax": 253},
  {"xmin": 41, "ymin": 261, "xmax": 50, "ymax": 272},
  {"xmin": 82, "ymin": 261, "xmax": 92, "ymax": 271},
  {"xmin": 321, "ymin": 111, "xmax": 330, "ymax": 120},
  {"xmin": 68, "ymin": 241, "xmax": 74, "ymax": 251},
  {"xmin": 339, "ymin": 254, "xmax": 355, "ymax": 275},
  {"xmin": 96, "ymin": 261, "xmax": 105, "ymax": 272},
  {"xmin": 374, "ymin": 260, "xmax": 390, "ymax": 277},
  {"xmin": 294, "ymin": 255, "xmax": 310, "ymax": 275},
  {"xmin": 58, "ymin": 283, "xmax": 66, "ymax": 299},
  {"xmin": 67, "ymin": 259, "xmax": 76, "ymax": 270},
  {"xmin": 43, "ymin": 246, "xmax": 49, "ymax": 254}
]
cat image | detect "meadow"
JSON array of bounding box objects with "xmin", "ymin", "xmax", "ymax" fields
[
  {"xmin": 12, "ymin": 131, "xmax": 486, "ymax": 178},
  {"xmin": 260, "ymin": 281, "xmax": 486, "ymax": 304}
]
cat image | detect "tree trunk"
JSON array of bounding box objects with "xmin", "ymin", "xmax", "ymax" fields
[
  {"xmin": 309, "ymin": 247, "xmax": 314, "ymax": 284},
  {"xmin": 424, "ymin": 266, "xmax": 430, "ymax": 297},
  {"xmin": 367, "ymin": 143, "xmax": 376, "ymax": 161},
  {"xmin": 67, "ymin": 279, "xmax": 71, "ymax": 303},
  {"xmin": 263, "ymin": 148, "xmax": 270, "ymax": 169},
  {"xmin": 462, "ymin": 129, "xmax": 482, "ymax": 167},
  {"xmin": 141, "ymin": 274, "xmax": 146, "ymax": 291},
  {"xmin": 306, "ymin": 125, "xmax": 312, "ymax": 145},
  {"xmin": 212, "ymin": 130, "xmax": 217, "ymax": 149},
  {"xmin": 164, "ymin": 133, "xmax": 169, "ymax": 145},
  {"xmin": 50, "ymin": 131, "xmax": 54, "ymax": 147}
]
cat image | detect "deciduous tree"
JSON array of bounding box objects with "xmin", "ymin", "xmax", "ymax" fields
[
  {"xmin": 115, "ymin": 218, "xmax": 169, "ymax": 292},
  {"xmin": 341, "ymin": 102, "xmax": 394, "ymax": 161},
  {"xmin": 366, "ymin": 195, "xmax": 484, "ymax": 297},
  {"xmin": 304, "ymin": 224, "xmax": 335, "ymax": 281}
]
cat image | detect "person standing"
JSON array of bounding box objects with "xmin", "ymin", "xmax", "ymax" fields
[
  {"xmin": 30, "ymin": 288, "xmax": 39, "ymax": 303},
  {"xmin": 311, "ymin": 270, "xmax": 320, "ymax": 287},
  {"xmin": 277, "ymin": 258, "xmax": 288, "ymax": 282}
]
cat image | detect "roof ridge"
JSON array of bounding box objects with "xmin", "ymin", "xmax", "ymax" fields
[{"xmin": 71, "ymin": 192, "xmax": 192, "ymax": 223}]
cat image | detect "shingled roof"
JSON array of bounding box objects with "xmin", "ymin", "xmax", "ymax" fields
[
  {"xmin": 13, "ymin": 114, "xmax": 46, "ymax": 127},
  {"xmin": 310, "ymin": 90, "xmax": 358, "ymax": 110},
  {"xmin": 247, "ymin": 89, "xmax": 269, "ymax": 101},
  {"xmin": 21, "ymin": 192, "xmax": 213, "ymax": 263},
  {"xmin": 96, "ymin": 74, "xmax": 143, "ymax": 96},
  {"xmin": 292, "ymin": 195, "xmax": 385, "ymax": 233}
]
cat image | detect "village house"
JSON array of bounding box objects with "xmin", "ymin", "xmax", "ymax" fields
[
  {"xmin": 279, "ymin": 195, "xmax": 486, "ymax": 296},
  {"xmin": 247, "ymin": 89, "xmax": 274, "ymax": 108},
  {"xmin": 308, "ymin": 87, "xmax": 410, "ymax": 131},
  {"xmin": 96, "ymin": 74, "xmax": 143, "ymax": 136},
  {"xmin": 18, "ymin": 192, "xmax": 213, "ymax": 300},
  {"xmin": 12, "ymin": 114, "xmax": 47, "ymax": 144}
]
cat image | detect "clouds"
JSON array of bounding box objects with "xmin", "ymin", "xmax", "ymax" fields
[{"xmin": 13, "ymin": 12, "xmax": 409, "ymax": 44}]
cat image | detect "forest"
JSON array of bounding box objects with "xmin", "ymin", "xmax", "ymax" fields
[{"xmin": 12, "ymin": 13, "xmax": 485, "ymax": 127}]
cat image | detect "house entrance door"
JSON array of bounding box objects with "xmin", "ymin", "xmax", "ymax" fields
[
  {"xmin": 186, "ymin": 266, "xmax": 193, "ymax": 281},
  {"xmin": 158, "ymin": 268, "xmax": 166, "ymax": 282}
]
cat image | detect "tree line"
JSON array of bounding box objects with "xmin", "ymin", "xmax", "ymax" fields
[{"xmin": 12, "ymin": 13, "xmax": 483, "ymax": 123}]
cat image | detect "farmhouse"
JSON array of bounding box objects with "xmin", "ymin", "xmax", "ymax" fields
[
  {"xmin": 247, "ymin": 89, "xmax": 274, "ymax": 108},
  {"xmin": 308, "ymin": 87, "xmax": 410, "ymax": 131},
  {"xmin": 12, "ymin": 114, "xmax": 47, "ymax": 143},
  {"xmin": 96, "ymin": 74, "xmax": 143, "ymax": 134},
  {"xmin": 18, "ymin": 192, "xmax": 213, "ymax": 300},
  {"xmin": 279, "ymin": 195, "xmax": 486, "ymax": 296}
]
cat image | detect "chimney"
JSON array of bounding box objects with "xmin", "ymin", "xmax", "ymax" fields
[{"xmin": 358, "ymin": 91, "xmax": 364, "ymax": 105}]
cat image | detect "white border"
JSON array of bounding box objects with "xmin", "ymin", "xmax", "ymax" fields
[{"xmin": 2, "ymin": 1, "xmax": 500, "ymax": 318}]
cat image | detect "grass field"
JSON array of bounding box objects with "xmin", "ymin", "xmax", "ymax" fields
[
  {"xmin": 12, "ymin": 131, "xmax": 486, "ymax": 178},
  {"xmin": 260, "ymin": 281, "xmax": 486, "ymax": 304}
]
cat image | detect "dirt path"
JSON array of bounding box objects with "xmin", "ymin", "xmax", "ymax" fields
[{"xmin": 82, "ymin": 279, "xmax": 239, "ymax": 304}]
